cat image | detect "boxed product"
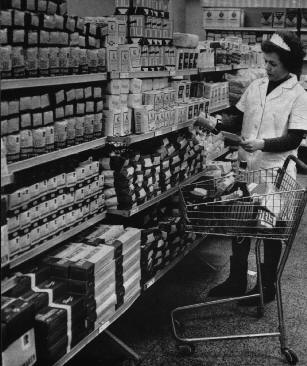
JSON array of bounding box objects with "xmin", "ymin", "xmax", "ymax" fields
[
  {"xmin": 273, "ymin": 11, "xmax": 285, "ymax": 28},
  {"xmin": 285, "ymin": 9, "xmax": 298, "ymax": 27},
  {"xmin": 261, "ymin": 12, "xmax": 273, "ymax": 27}
]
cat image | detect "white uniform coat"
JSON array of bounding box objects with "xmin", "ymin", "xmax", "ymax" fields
[{"xmin": 236, "ymin": 74, "xmax": 307, "ymax": 178}]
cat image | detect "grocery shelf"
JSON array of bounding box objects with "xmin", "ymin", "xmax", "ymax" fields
[
  {"xmin": 9, "ymin": 211, "xmax": 106, "ymax": 269},
  {"xmin": 117, "ymin": 69, "xmax": 199, "ymax": 79},
  {"xmin": 201, "ymin": 0, "xmax": 301, "ymax": 7},
  {"xmin": 107, "ymin": 168, "xmax": 217, "ymax": 217},
  {"xmin": 53, "ymin": 291, "xmax": 141, "ymax": 366},
  {"xmin": 143, "ymin": 236, "xmax": 205, "ymax": 291},
  {"xmin": 1, "ymin": 174, "xmax": 13, "ymax": 187},
  {"xmin": 301, "ymin": 28, "xmax": 307, "ymax": 33},
  {"xmin": 1, "ymin": 73, "xmax": 108, "ymax": 90},
  {"xmin": 203, "ymin": 26, "xmax": 296, "ymax": 32},
  {"xmin": 1, "ymin": 276, "xmax": 18, "ymax": 295},
  {"xmin": 107, "ymin": 120, "xmax": 195, "ymax": 145},
  {"xmin": 119, "ymin": 70, "xmax": 170, "ymax": 79},
  {"xmin": 7, "ymin": 137, "xmax": 107, "ymax": 175}
]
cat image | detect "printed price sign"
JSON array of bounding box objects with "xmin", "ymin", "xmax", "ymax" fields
[
  {"xmin": 144, "ymin": 277, "xmax": 155, "ymax": 290},
  {"xmin": 99, "ymin": 321, "xmax": 110, "ymax": 334},
  {"xmin": 155, "ymin": 130, "xmax": 162, "ymax": 136},
  {"xmin": 171, "ymin": 125, "xmax": 178, "ymax": 132},
  {"xmin": 169, "ymin": 70, "xmax": 176, "ymax": 76}
]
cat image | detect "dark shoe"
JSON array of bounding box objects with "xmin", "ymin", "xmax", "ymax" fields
[
  {"xmin": 238, "ymin": 284, "xmax": 276, "ymax": 306},
  {"xmin": 208, "ymin": 277, "xmax": 247, "ymax": 297},
  {"xmin": 208, "ymin": 256, "xmax": 247, "ymax": 297}
]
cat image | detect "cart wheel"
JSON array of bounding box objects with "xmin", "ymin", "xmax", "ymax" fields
[
  {"xmin": 174, "ymin": 320, "xmax": 185, "ymax": 333},
  {"xmin": 283, "ymin": 348, "xmax": 299, "ymax": 365},
  {"xmin": 176, "ymin": 343, "xmax": 195, "ymax": 356}
]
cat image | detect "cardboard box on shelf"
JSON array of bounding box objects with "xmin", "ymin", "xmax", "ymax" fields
[
  {"xmin": 261, "ymin": 12, "xmax": 273, "ymax": 28},
  {"xmin": 273, "ymin": 11, "xmax": 285, "ymax": 28}
]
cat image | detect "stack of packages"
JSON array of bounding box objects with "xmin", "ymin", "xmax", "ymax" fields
[
  {"xmin": 5, "ymin": 264, "xmax": 87, "ymax": 365},
  {"xmin": 114, "ymin": 0, "xmax": 174, "ymax": 72},
  {"xmin": 4, "ymin": 156, "xmax": 105, "ymax": 261},
  {"xmin": 193, "ymin": 125, "xmax": 225, "ymax": 163},
  {"xmin": 103, "ymin": 78, "xmax": 137, "ymax": 137},
  {"xmin": 2, "ymin": 295, "xmax": 37, "ymax": 366},
  {"xmin": 126, "ymin": 197, "xmax": 196, "ymax": 285},
  {"xmin": 101, "ymin": 154, "xmax": 140, "ymax": 211},
  {"xmin": 77, "ymin": 223, "xmax": 142, "ymax": 308},
  {"xmin": 1, "ymin": 85, "xmax": 104, "ymax": 164},
  {"xmin": 0, "ymin": 1, "xmax": 108, "ymax": 79},
  {"xmin": 225, "ymin": 67, "xmax": 266, "ymax": 105},
  {"xmin": 173, "ymin": 32, "xmax": 200, "ymax": 71}
]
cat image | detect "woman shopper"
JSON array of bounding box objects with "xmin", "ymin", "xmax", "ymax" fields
[{"xmin": 196, "ymin": 31, "xmax": 307, "ymax": 306}]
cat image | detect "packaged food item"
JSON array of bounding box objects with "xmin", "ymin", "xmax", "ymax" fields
[
  {"xmin": 38, "ymin": 48, "xmax": 50, "ymax": 76},
  {"xmin": 45, "ymin": 126, "xmax": 55, "ymax": 152},
  {"xmin": 12, "ymin": 46, "xmax": 25, "ymax": 78},
  {"xmin": 84, "ymin": 115, "xmax": 94, "ymax": 141},
  {"xmin": 54, "ymin": 120, "xmax": 67, "ymax": 149},
  {"xmin": 20, "ymin": 130, "xmax": 33, "ymax": 160},
  {"xmin": 66, "ymin": 118, "xmax": 76, "ymax": 146},
  {"xmin": 0, "ymin": 46, "xmax": 12, "ymax": 78},
  {"xmin": 75, "ymin": 116, "xmax": 85, "ymax": 144},
  {"xmin": 33, "ymin": 127, "xmax": 46, "ymax": 155},
  {"xmin": 49, "ymin": 47, "xmax": 60, "ymax": 75},
  {"xmin": 59, "ymin": 47, "xmax": 70, "ymax": 74}
]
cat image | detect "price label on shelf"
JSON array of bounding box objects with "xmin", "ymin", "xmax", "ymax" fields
[
  {"xmin": 155, "ymin": 130, "xmax": 162, "ymax": 136},
  {"xmin": 120, "ymin": 72, "xmax": 130, "ymax": 79},
  {"xmin": 130, "ymin": 207, "xmax": 139, "ymax": 216},
  {"xmin": 144, "ymin": 277, "xmax": 155, "ymax": 290},
  {"xmin": 171, "ymin": 125, "xmax": 178, "ymax": 132},
  {"xmin": 169, "ymin": 70, "xmax": 176, "ymax": 76},
  {"xmin": 99, "ymin": 321, "xmax": 110, "ymax": 334}
]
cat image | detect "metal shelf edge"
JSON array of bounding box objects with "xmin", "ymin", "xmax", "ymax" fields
[
  {"xmin": 10, "ymin": 212, "xmax": 106, "ymax": 269},
  {"xmin": 1, "ymin": 73, "xmax": 108, "ymax": 90},
  {"xmin": 53, "ymin": 291, "xmax": 141, "ymax": 366},
  {"xmin": 7, "ymin": 137, "xmax": 107, "ymax": 174}
]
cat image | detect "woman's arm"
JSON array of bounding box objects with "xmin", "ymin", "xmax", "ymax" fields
[{"xmin": 241, "ymin": 130, "xmax": 305, "ymax": 153}]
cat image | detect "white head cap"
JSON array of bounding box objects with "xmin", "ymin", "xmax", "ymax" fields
[{"xmin": 269, "ymin": 33, "xmax": 290, "ymax": 52}]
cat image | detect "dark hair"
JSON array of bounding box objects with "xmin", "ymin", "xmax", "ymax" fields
[{"xmin": 261, "ymin": 31, "xmax": 306, "ymax": 78}]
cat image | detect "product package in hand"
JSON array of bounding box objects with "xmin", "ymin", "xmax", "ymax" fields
[{"xmin": 195, "ymin": 112, "xmax": 217, "ymax": 131}]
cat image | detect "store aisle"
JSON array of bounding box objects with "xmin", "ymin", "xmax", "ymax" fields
[{"xmin": 75, "ymin": 175, "xmax": 307, "ymax": 366}]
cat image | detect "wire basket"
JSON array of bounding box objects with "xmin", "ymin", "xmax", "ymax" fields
[{"xmin": 179, "ymin": 165, "xmax": 307, "ymax": 241}]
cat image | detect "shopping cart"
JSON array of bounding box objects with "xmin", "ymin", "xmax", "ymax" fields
[{"xmin": 171, "ymin": 155, "xmax": 307, "ymax": 365}]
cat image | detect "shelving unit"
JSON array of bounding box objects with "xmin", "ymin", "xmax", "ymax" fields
[
  {"xmin": 143, "ymin": 236, "xmax": 205, "ymax": 291},
  {"xmin": 1, "ymin": 73, "xmax": 108, "ymax": 91},
  {"xmin": 53, "ymin": 291, "xmax": 141, "ymax": 366},
  {"xmin": 201, "ymin": 0, "xmax": 301, "ymax": 7},
  {"xmin": 7, "ymin": 137, "xmax": 107, "ymax": 175},
  {"xmin": 203, "ymin": 26, "xmax": 297, "ymax": 32},
  {"xmin": 9, "ymin": 211, "xmax": 106, "ymax": 269},
  {"xmin": 107, "ymin": 147, "xmax": 230, "ymax": 217}
]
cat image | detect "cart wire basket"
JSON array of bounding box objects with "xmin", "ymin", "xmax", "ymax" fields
[{"xmin": 171, "ymin": 155, "xmax": 307, "ymax": 365}]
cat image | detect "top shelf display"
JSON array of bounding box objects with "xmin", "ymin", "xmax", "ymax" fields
[{"xmin": 201, "ymin": 0, "xmax": 303, "ymax": 8}]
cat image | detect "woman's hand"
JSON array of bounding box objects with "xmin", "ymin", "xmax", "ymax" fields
[{"xmin": 240, "ymin": 139, "xmax": 265, "ymax": 152}]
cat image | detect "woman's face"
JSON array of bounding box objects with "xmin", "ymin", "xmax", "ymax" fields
[{"xmin": 263, "ymin": 52, "xmax": 289, "ymax": 82}]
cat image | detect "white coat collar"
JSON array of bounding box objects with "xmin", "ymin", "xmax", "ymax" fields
[{"xmin": 258, "ymin": 74, "xmax": 298, "ymax": 103}]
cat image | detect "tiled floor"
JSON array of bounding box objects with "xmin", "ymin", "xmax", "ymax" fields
[{"xmin": 73, "ymin": 175, "xmax": 307, "ymax": 366}]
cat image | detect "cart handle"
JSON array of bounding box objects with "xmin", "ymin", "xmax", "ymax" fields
[{"xmin": 276, "ymin": 155, "xmax": 307, "ymax": 189}]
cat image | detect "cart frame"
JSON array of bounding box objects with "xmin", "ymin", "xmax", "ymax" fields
[{"xmin": 171, "ymin": 155, "xmax": 307, "ymax": 365}]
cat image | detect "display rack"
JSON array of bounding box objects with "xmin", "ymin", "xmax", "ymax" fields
[
  {"xmin": 9, "ymin": 211, "xmax": 106, "ymax": 269},
  {"xmin": 7, "ymin": 137, "xmax": 107, "ymax": 175},
  {"xmin": 53, "ymin": 291, "xmax": 141, "ymax": 366},
  {"xmin": 1, "ymin": 73, "xmax": 108, "ymax": 91},
  {"xmin": 107, "ymin": 147, "xmax": 230, "ymax": 217},
  {"xmin": 107, "ymin": 120, "xmax": 195, "ymax": 145},
  {"xmin": 203, "ymin": 27, "xmax": 297, "ymax": 32},
  {"xmin": 201, "ymin": 0, "xmax": 302, "ymax": 7},
  {"xmin": 143, "ymin": 236, "xmax": 205, "ymax": 291}
]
